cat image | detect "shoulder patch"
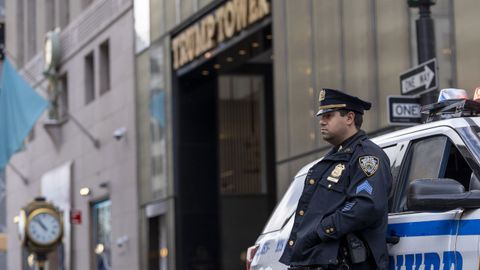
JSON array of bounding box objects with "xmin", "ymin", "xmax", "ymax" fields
[{"xmin": 358, "ymin": 156, "xmax": 379, "ymax": 177}]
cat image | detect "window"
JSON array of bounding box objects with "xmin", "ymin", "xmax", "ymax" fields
[
  {"xmin": 395, "ymin": 136, "xmax": 473, "ymax": 212},
  {"xmin": 99, "ymin": 40, "xmax": 110, "ymax": 95},
  {"xmin": 84, "ymin": 52, "xmax": 95, "ymax": 104},
  {"xmin": 382, "ymin": 145, "xmax": 399, "ymax": 209},
  {"xmin": 148, "ymin": 215, "xmax": 168, "ymax": 270},
  {"xmin": 58, "ymin": 73, "xmax": 69, "ymax": 120},
  {"xmin": 45, "ymin": 0, "xmax": 55, "ymax": 31},
  {"xmin": 26, "ymin": 0, "xmax": 36, "ymax": 59},
  {"xmin": 92, "ymin": 199, "xmax": 111, "ymax": 270},
  {"xmin": 396, "ymin": 136, "xmax": 449, "ymax": 212}
]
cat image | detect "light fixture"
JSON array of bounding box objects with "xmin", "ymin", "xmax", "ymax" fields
[
  {"xmin": 95, "ymin": 243, "xmax": 105, "ymax": 255},
  {"xmin": 226, "ymin": 57, "xmax": 234, "ymax": 62},
  {"xmin": 251, "ymin": 42, "xmax": 259, "ymax": 48},
  {"xmin": 201, "ymin": 70, "xmax": 209, "ymax": 76},
  {"xmin": 160, "ymin": 248, "xmax": 169, "ymax": 258},
  {"xmin": 238, "ymin": 49, "xmax": 246, "ymax": 55},
  {"xmin": 266, "ymin": 34, "xmax": 273, "ymax": 40},
  {"xmin": 79, "ymin": 187, "xmax": 91, "ymax": 196},
  {"xmin": 27, "ymin": 254, "xmax": 35, "ymax": 268},
  {"xmin": 204, "ymin": 52, "xmax": 212, "ymax": 59},
  {"xmin": 214, "ymin": 64, "xmax": 221, "ymax": 69}
]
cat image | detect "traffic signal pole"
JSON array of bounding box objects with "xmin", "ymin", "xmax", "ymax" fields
[{"xmin": 408, "ymin": 0, "xmax": 437, "ymax": 105}]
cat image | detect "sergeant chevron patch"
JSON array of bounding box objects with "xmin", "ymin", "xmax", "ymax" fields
[
  {"xmin": 356, "ymin": 180, "xmax": 373, "ymax": 195},
  {"xmin": 359, "ymin": 156, "xmax": 379, "ymax": 177}
]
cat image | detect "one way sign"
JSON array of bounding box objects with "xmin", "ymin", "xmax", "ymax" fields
[
  {"xmin": 400, "ymin": 58, "xmax": 438, "ymax": 96},
  {"xmin": 387, "ymin": 95, "xmax": 422, "ymax": 125}
]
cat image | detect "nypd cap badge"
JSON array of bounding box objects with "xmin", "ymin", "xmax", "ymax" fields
[
  {"xmin": 359, "ymin": 156, "xmax": 379, "ymax": 177},
  {"xmin": 319, "ymin": 89, "xmax": 326, "ymax": 101}
]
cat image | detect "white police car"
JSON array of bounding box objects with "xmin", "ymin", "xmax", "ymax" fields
[{"xmin": 247, "ymin": 89, "xmax": 480, "ymax": 270}]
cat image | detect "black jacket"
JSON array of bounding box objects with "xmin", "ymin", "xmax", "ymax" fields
[{"xmin": 279, "ymin": 131, "xmax": 392, "ymax": 269}]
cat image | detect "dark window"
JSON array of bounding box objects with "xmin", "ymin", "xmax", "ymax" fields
[
  {"xmin": 396, "ymin": 136, "xmax": 448, "ymax": 212},
  {"xmin": 26, "ymin": 0, "xmax": 36, "ymax": 59},
  {"xmin": 92, "ymin": 199, "xmax": 111, "ymax": 270},
  {"xmin": 59, "ymin": 73, "xmax": 69, "ymax": 119},
  {"xmin": 395, "ymin": 136, "xmax": 474, "ymax": 212},
  {"xmin": 382, "ymin": 145, "xmax": 399, "ymax": 210},
  {"xmin": 45, "ymin": 0, "xmax": 55, "ymax": 31},
  {"xmin": 443, "ymin": 145, "xmax": 472, "ymax": 190},
  {"xmin": 84, "ymin": 52, "xmax": 95, "ymax": 104},
  {"xmin": 148, "ymin": 215, "xmax": 168, "ymax": 270},
  {"xmin": 99, "ymin": 40, "xmax": 110, "ymax": 95}
]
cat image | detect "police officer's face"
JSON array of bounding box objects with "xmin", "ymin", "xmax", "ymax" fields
[{"xmin": 319, "ymin": 111, "xmax": 352, "ymax": 145}]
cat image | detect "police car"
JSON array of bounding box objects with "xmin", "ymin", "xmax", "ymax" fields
[{"xmin": 247, "ymin": 89, "xmax": 480, "ymax": 270}]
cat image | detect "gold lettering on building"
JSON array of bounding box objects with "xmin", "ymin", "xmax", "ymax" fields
[
  {"xmin": 223, "ymin": 2, "xmax": 236, "ymax": 39},
  {"xmin": 215, "ymin": 7, "xmax": 225, "ymax": 43},
  {"xmin": 234, "ymin": 0, "xmax": 248, "ymax": 32},
  {"xmin": 172, "ymin": 0, "xmax": 270, "ymax": 70}
]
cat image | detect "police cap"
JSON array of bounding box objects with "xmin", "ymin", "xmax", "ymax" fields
[{"xmin": 316, "ymin": 88, "xmax": 372, "ymax": 116}]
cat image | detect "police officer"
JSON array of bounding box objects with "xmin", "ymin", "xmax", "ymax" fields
[{"xmin": 279, "ymin": 88, "xmax": 392, "ymax": 270}]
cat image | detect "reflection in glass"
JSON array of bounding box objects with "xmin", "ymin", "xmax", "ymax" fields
[
  {"xmin": 134, "ymin": 0, "xmax": 151, "ymax": 53},
  {"xmin": 92, "ymin": 200, "xmax": 111, "ymax": 270},
  {"xmin": 149, "ymin": 44, "xmax": 167, "ymax": 198}
]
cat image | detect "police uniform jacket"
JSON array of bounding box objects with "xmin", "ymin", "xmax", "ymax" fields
[{"xmin": 279, "ymin": 130, "xmax": 392, "ymax": 269}]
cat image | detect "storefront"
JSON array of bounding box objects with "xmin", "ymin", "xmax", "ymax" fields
[{"xmin": 170, "ymin": 1, "xmax": 275, "ymax": 269}]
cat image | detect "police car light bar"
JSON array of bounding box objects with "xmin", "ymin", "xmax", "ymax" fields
[{"xmin": 421, "ymin": 99, "xmax": 480, "ymax": 123}]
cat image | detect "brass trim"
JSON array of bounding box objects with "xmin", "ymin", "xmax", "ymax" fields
[{"xmin": 318, "ymin": 104, "xmax": 347, "ymax": 110}]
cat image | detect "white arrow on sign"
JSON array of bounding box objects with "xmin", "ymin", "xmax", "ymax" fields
[{"xmin": 401, "ymin": 65, "xmax": 435, "ymax": 94}]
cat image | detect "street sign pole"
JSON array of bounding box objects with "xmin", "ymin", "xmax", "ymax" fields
[{"xmin": 407, "ymin": 0, "xmax": 437, "ymax": 105}]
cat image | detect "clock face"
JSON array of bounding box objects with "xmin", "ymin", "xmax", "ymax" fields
[{"xmin": 27, "ymin": 210, "xmax": 62, "ymax": 246}]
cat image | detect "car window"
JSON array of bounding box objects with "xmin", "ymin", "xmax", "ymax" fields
[
  {"xmin": 261, "ymin": 174, "xmax": 305, "ymax": 233},
  {"xmin": 395, "ymin": 136, "xmax": 473, "ymax": 212},
  {"xmin": 396, "ymin": 136, "xmax": 449, "ymax": 212},
  {"xmin": 382, "ymin": 145, "xmax": 399, "ymax": 210}
]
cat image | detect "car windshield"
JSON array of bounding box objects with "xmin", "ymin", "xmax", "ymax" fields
[{"xmin": 261, "ymin": 173, "xmax": 305, "ymax": 233}]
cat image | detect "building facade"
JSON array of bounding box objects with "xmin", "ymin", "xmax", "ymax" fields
[
  {"xmin": 5, "ymin": 0, "xmax": 138, "ymax": 269},
  {"xmin": 135, "ymin": 0, "xmax": 480, "ymax": 270},
  {"xmin": 4, "ymin": 0, "xmax": 480, "ymax": 270}
]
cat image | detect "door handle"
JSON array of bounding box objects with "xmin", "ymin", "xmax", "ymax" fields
[{"xmin": 386, "ymin": 235, "xmax": 400, "ymax": 245}]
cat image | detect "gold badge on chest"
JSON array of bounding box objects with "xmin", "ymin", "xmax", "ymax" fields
[{"xmin": 327, "ymin": 163, "xmax": 345, "ymax": 183}]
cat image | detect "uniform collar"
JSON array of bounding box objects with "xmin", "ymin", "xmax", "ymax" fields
[{"xmin": 334, "ymin": 130, "xmax": 367, "ymax": 154}]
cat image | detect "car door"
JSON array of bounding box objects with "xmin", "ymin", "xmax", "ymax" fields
[{"xmin": 386, "ymin": 128, "xmax": 473, "ymax": 270}]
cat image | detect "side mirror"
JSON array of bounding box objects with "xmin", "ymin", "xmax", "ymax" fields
[{"xmin": 407, "ymin": 178, "xmax": 480, "ymax": 211}]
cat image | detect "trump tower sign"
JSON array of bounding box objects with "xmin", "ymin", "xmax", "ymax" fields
[{"xmin": 171, "ymin": 0, "xmax": 270, "ymax": 70}]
